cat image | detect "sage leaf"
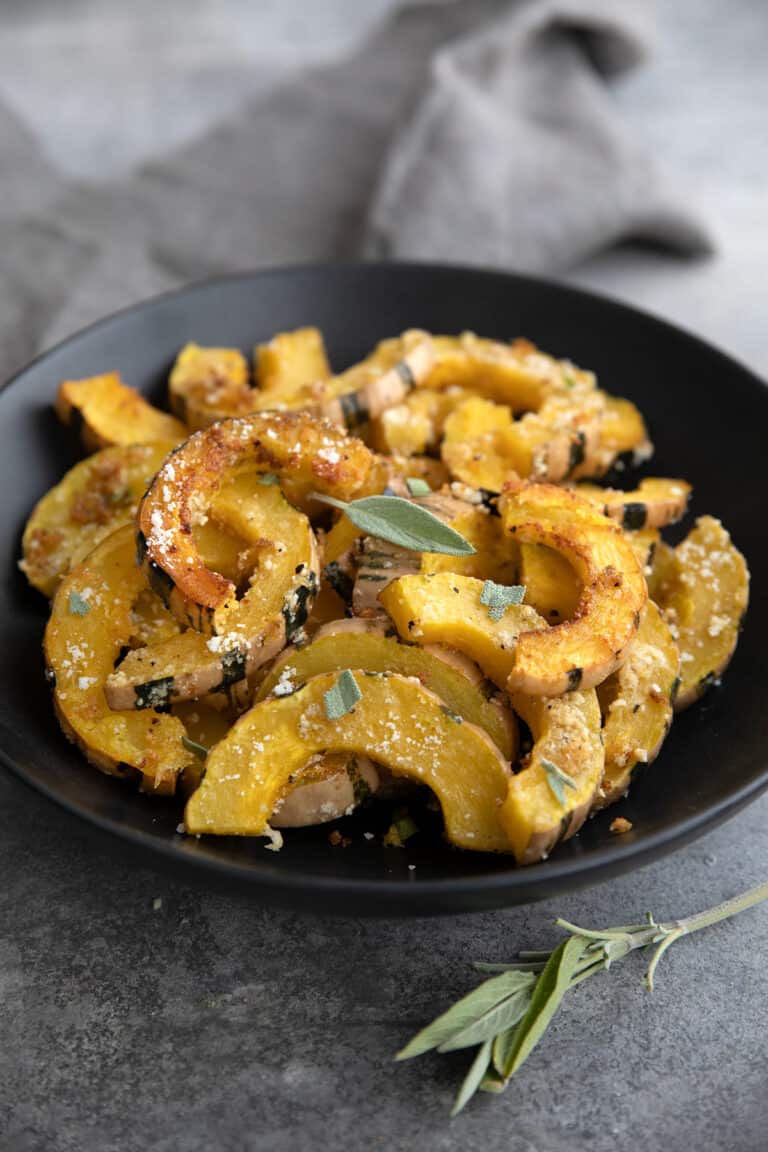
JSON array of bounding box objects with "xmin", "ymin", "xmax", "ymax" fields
[
  {"xmin": 451, "ymin": 1039, "xmax": 493, "ymax": 1117},
  {"xmin": 438, "ymin": 985, "xmax": 534, "ymax": 1052},
  {"xmin": 182, "ymin": 734, "xmax": 209, "ymax": 761},
  {"xmin": 258, "ymin": 472, "xmax": 279, "ymax": 485},
  {"xmin": 311, "ymin": 493, "xmax": 475, "ymax": 557},
  {"xmin": 395, "ymin": 970, "xmax": 533, "ymax": 1061},
  {"xmin": 541, "ymin": 759, "xmax": 578, "ymax": 807},
  {"xmin": 492, "ymin": 935, "xmax": 588, "ymax": 1082},
  {"xmin": 479, "ymin": 580, "xmax": 526, "ymax": 621},
  {"xmin": 406, "ymin": 477, "xmax": 431, "ymax": 497},
  {"xmin": 68, "ymin": 590, "xmax": 91, "ymax": 616},
  {"xmin": 323, "ymin": 669, "xmax": 362, "ymax": 720}
]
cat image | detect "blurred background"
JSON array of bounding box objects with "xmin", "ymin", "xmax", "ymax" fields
[{"xmin": 0, "ymin": 0, "xmax": 765, "ymax": 378}]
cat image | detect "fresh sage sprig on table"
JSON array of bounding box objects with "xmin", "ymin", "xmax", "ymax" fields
[
  {"xmin": 310, "ymin": 492, "xmax": 475, "ymax": 557},
  {"xmin": 396, "ymin": 880, "xmax": 768, "ymax": 1116}
]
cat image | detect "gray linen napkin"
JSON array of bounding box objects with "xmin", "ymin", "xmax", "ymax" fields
[{"xmin": 0, "ymin": 0, "xmax": 709, "ymax": 384}]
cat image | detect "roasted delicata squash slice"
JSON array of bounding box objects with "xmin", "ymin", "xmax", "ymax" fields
[
  {"xmin": 184, "ymin": 671, "xmax": 513, "ymax": 852},
  {"xmin": 594, "ymin": 601, "xmax": 679, "ymax": 809},
  {"xmin": 645, "ymin": 539, "xmax": 678, "ymax": 603},
  {"xmin": 171, "ymin": 698, "xmax": 240, "ymax": 793},
  {"xmin": 592, "ymin": 393, "xmax": 652, "ymax": 471},
  {"xmin": 317, "ymin": 331, "xmax": 435, "ymax": 432},
  {"xmin": 380, "ymin": 571, "xmax": 547, "ymax": 689},
  {"xmin": 576, "ymin": 478, "xmax": 691, "ymax": 530},
  {"xmin": 137, "ymin": 411, "xmax": 373, "ymax": 631},
  {"xmin": 626, "ymin": 527, "xmax": 660, "ymax": 571},
  {"xmin": 44, "ymin": 526, "xmax": 192, "ymax": 793},
  {"xmin": 20, "ymin": 441, "xmax": 175, "ymax": 597},
  {"xmin": 652, "ymin": 516, "xmax": 749, "ymax": 709},
  {"xmin": 107, "ymin": 482, "xmax": 320, "ymax": 708},
  {"xmin": 55, "ymin": 373, "xmax": 186, "ymax": 451},
  {"xmin": 369, "ymin": 388, "xmax": 469, "ymax": 457},
  {"xmin": 441, "ymin": 393, "xmax": 604, "ymax": 489},
  {"xmin": 499, "ymin": 483, "xmax": 647, "ymax": 695},
  {"xmin": 257, "ymin": 617, "xmax": 516, "ymax": 758},
  {"xmin": 420, "ymin": 502, "xmax": 519, "ymax": 585},
  {"xmin": 252, "ymin": 330, "xmax": 434, "ymax": 431},
  {"xmin": 168, "ymin": 343, "xmax": 251, "ymax": 429},
  {"xmin": 422, "ymin": 335, "xmax": 595, "ymax": 412},
  {"xmin": 518, "ymin": 543, "xmax": 581, "ymax": 624},
  {"xmin": 254, "ymin": 326, "xmax": 332, "ymax": 402},
  {"xmin": 500, "ymin": 689, "xmax": 604, "ymax": 865}
]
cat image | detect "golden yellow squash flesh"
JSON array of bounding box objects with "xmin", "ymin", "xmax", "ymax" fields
[
  {"xmin": 518, "ymin": 543, "xmax": 581, "ymax": 625},
  {"xmin": 594, "ymin": 601, "xmax": 680, "ymax": 808},
  {"xmin": 21, "ymin": 441, "xmax": 175, "ymax": 597},
  {"xmin": 55, "ymin": 372, "xmax": 186, "ymax": 452},
  {"xmin": 254, "ymin": 326, "xmax": 331, "ymax": 401},
  {"xmin": 168, "ymin": 343, "xmax": 252, "ymax": 429},
  {"xmin": 379, "ymin": 571, "xmax": 547, "ymax": 689},
  {"xmin": 185, "ymin": 672, "xmax": 513, "ymax": 852},
  {"xmin": 420, "ymin": 503, "xmax": 519, "ymax": 586},
  {"xmin": 422, "ymin": 334, "xmax": 594, "ymax": 412},
  {"xmin": 441, "ymin": 394, "xmax": 603, "ymax": 489},
  {"xmin": 256, "ymin": 617, "xmax": 517, "ymax": 759},
  {"xmin": 108, "ymin": 482, "xmax": 320, "ymax": 708},
  {"xmin": 499, "ymin": 482, "xmax": 647, "ymax": 695},
  {"xmin": 653, "ymin": 516, "xmax": 749, "ymax": 709},
  {"xmin": 501, "ymin": 689, "xmax": 604, "ymax": 865},
  {"xmin": 44, "ymin": 526, "xmax": 191, "ymax": 793},
  {"xmin": 137, "ymin": 411, "xmax": 373, "ymax": 631}
]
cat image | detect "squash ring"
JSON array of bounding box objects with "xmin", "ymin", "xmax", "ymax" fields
[
  {"xmin": 594, "ymin": 601, "xmax": 679, "ymax": 809},
  {"xmin": 256, "ymin": 616, "xmax": 517, "ymax": 759},
  {"xmin": 56, "ymin": 373, "xmax": 186, "ymax": 452},
  {"xmin": 652, "ymin": 516, "xmax": 749, "ymax": 709},
  {"xmin": 184, "ymin": 671, "xmax": 513, "ymax": 852},
  {"xmin": 379, "ymin": 571, "xmax": 547, "ymax": 690},
  {"xmin": 576, "ymin": 478, "xmax": 691, "ymax": 530},
  {"xmin": 44, "ymin": 526, "xmax": 192, "ymax": 794},
  {"xmin": 500, "ymin": 482, "xmax": 647, "ymax": 695},
  {"xmin": 501, "ymin": 689, "xmax": 604, "ymax": 864},
  {"xmin": 21, "ymin": 442, "xmax": 176, "ymax": 598},
  {"xmin": 137, "ymin": 411, "xmax": 373, "ymax": 632},
  {"xmin": 108, "ymin": 482, "xmax": 320, "ymax": 708}
]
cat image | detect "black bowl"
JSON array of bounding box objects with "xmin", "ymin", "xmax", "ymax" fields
[{"xmin": 1, "ymin": 262, "xmax": 765, "ymax": 915}]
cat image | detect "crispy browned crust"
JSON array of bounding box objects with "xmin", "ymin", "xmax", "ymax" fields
[
  {"xmin": 137, "ymin": 412, "xmax": 374, "ymax": 631},
  {"xmin": 500, "ymin": 482, "xmax": 647, "ymax": 695}
]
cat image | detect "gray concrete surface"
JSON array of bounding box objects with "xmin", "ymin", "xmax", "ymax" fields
[
  {"xmin": 2, "ymin": 769, "xmax": 767, "ymax": 1152},
  {"xmin": 1, "ymin": 2, "xmax": 767, "ymax": 1150}
]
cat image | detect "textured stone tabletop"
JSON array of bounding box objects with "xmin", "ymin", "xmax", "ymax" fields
[
  {"xmin": 1, "ymin": 2, "xmax": 767, "ymax": 1150},
  {"xmin": 2, "ymin": 770, "xmax": 767, "ymax": 1152}
]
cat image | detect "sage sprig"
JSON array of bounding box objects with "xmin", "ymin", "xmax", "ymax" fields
[
  {"xmin": 396, "ymin": 879, "xmax": 768, "ymax": 1115},
  {"xmin": 311, "ymin": 493, "xmax": 475, "ymax": 557}
]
